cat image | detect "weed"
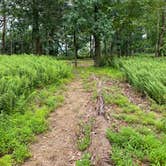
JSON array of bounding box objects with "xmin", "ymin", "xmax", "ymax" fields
[
  {"xmin": 0, "ymin": 84, "xmax": 67, "ymax": 165},
  {"xmin": 76, "ymin": 153, "xmax": 91, "ymax": 166},
  {"xmin": 0, "ymin": 155, "xmax": 12, "ymax": 166},
  {"xmin": 77, "ymin": 120, "xmax": 94, "ymax": 151},
  {"xmin": 106, "ymin": 127, "xmax": 166, "ymax": 165}
]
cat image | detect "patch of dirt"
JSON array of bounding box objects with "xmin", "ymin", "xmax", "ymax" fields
[
  {"xmin": 119, "ymin": 82, "xmax": 151, "ymax": 112},
  {"xmin": 23, "ymin": 79, "xmax": 92, "ymax": 166},
  {"xmin": 78, "ymin": 101, "xmax": 113, "ymax": 166},
  {"xmin": 84, "ymin": 76, "xmax": 113, "ymax": 166},
  {"xmin": 89, "ymin": 115, "xmax": 112, "ymax": 166},
  {"xmin": 104, "ymin": 78, "xmax": 152, "ymax": 112}
]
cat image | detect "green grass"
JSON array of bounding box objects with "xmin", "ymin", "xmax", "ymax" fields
[
  {"xmin": 102, "ymin": 83, "xmax": 166, "ymax": 132},
  {"xmin": 106, "ymin": 127, "xmax": 166, "ymax": 166},
  {"xmin": 76, "ymin": 153, "xmax": 91, "ymax": 166},
  {"xmin": 77, "ymin": 120, "xmax": 93, "ymax": 151},
  {"xmin": 0, "ymin": 155, "xmax": 12, "ymax": 166},
  {"xmin": 0, "ymin": 55, "xmax": 72, "ymax": 114},
  {"xmin": 78, "ymin": 66, "xmax": 124, "ymax": 81},
  {"xmin": 100, "ymin": 73, "xmax": 166, "ymax": 165},
  {"xmin": 112, "ymin": 56, "xmax": 166, "ymax": 104},
  {"xmin": 77, "ymin": 66, "xmax": 124, "ymax": 98},
  {"xmin": 0, "ymin": 83, "xmax": 68, "ymax": 165},
  {"xmin": 104, "ymin": 83, "xmax": 166, "ymax": 165},
  {"xmin": 103, "ymin": 85, "xmax": 142, "ymax": 113},
  {"xmin": 77, "ymin": 62, "xmax": 166, "ymax": 165},
  {"xmin": 0, "ymin": 55, "xmax": 72, "ymax": 165}
]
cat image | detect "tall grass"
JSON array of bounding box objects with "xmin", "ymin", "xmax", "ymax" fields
[
  {"xmin": 112, "ymin": 56, "xmax": 166, "ymax": 104},
  {"xmin": 0, "ymin": 55, "xmax": 72, "ymax": 165},
  {"xmin": 0, "ymin": 55, "xmax": 72, "ymax": 114}
]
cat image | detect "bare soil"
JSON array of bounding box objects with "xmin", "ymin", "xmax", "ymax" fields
[
  {"xmin": 22, "ymin": 77, "xmax": 112, "ymax": 166},
  {"xmin": 89, "ymin": 116, "xmax": 112, "ymax": 166},
  {"xmin": 23, "ymin": 79, "xmax": 91, "ymax": 166}
]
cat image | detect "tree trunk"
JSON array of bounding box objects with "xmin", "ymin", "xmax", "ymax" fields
[
  {"xmin": 159, "ymin": 9, "xmax": 166, "ymax": 56},
  {"xmin": 21, "ymin": 38, "xmax": 24, "ymax": 54},
  {"xmin": 32, "ymin": 0, "xmax": 41, "ymax": 55},
  {"xmin": 90, "ymin": 35, "xmax": 93, "ymax": 58},
  {"xmin": 116, "ymin": 32, "xmax": 121, "ymax": 57},
  {"xmin": 10, "ymin": 38, "xmax": 13, "ymax": 55},
  {"xmin": 94, "ymin": 4, "xmax": 101, "ymax": 66},
  {"xmin": 73, "ymin": 30, "xmax": 78, "ymax": 67},
  {"xmin": 156, "ymin": 8, "xmax": 166, "ymax": 57},
  {"xmin": 104, "ymin": 40, "xmax": 107, "ymax": 56},
  {"xmin": 155, "ymin": 10, "xmax": 160, "ymax": 57},
  {"xmin": 109, "ymin": 41, "xmax": 114, "ymax": 56},
  {"xmin": 35, "ymin": 37, "xmax": 41, "ymax": 54},
  {"xmin": 94, "ymin": 33, "xmax": 101, "ymax": 66},
  {"xmin": 2, "ymin": 16, "xmax": 6, "ymax": 54}
]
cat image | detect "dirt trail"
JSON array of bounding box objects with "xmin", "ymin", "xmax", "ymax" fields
[
  {"xmin": 23, "ymin": 79, "xmax": 92, "ymax": 166},
  {"xmin": 89, "ymin": 116, "xmax": 112, "ymax": 166},
  {"xmin": 23, "ymin": 71, "xmax": 113, "ymax": 166}
]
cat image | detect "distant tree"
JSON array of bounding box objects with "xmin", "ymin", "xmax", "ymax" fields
[
  {"xmin": 155, "ymin": 0, "xmax": 166, "ymax": 56},
  {"xmin": 1, "ymin": 0, "xmax": 165, "ymax": 60},
  {"xmin": 0, "ymin": 0, "xmax": 7, "ymax": 54}
]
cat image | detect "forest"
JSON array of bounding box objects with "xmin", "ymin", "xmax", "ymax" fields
[
  {"xmin": 1, "ymin": 0, "xmax": 166, "ymax": 61},
  {"xmin": 0, "ymin": 0, "xmax": 166, "ymax": 166}
]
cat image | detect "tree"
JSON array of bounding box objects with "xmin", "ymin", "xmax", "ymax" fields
[
  {"xmin": 1, "ymin": 0, "xmax": 165, "ymax": 60},
  {"xmin": 155, "ymin": 0, "xmax": 166, "ymax": 56},
  {"xmin": 0, "ymin": 0, "xmax": 7, "ymax": 54}
]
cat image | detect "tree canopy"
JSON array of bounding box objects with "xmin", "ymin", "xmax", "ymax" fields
[{"xmin": 0, "ymin": 0, "xmax": 166, "ymax": 65}]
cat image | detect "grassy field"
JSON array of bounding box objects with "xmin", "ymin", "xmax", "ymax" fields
[
  {"xmin": 0, "ymin": 55, "xmax": 166, "ymax": 165},
  {"xmin": 0, "ymin": 55, "xmax": 71, "ymax": 114},
  {"xmin": 0, "ymin": 55, "xmax": 72, "ymax": 165},
  {"xmin": 112, "ymin": 56, "xmax": 166, "ymax": 104}
]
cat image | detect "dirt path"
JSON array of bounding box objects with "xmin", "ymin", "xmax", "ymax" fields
[
  {"xmin": 89, "ymin": 116, "xmax": 112, "ymax": 166},
  {"xmin": 22, "ymin": 67, "xmax": 115, "ymax": 166},
  {"xmin": 23, "ymin": 79, "xmax": 92, "ymax": 166}
]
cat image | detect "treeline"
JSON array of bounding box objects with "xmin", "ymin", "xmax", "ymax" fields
[{"xmin": 0, "ymin": 0, "xmax": 166, "ymax": 65}]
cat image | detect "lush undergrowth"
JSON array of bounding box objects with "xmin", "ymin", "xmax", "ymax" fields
[
  {"xmin": 107, "ymin": 127, "xmax": 166, "ymax": 166},
  {"xmin": 105, "ymin": 84, "xmax": 166, "ymax": 165},
  {"xmin": 79, "ymin": 66, "xmax": 166, "ymax": 166},
  {"xmin": 112, "ymin": 56, "xmax": 166, "ymax": 104},
  {"xmin": 0, "ymin": 84, "xmax": 67, "ymax": 165},
  {"xmin": 0, "ymin": 55, "xmax": 71, "ymax": 114},
  {"xmin": 0, "ymin": 55, "xmax": 72, "ymax": 165},
  {"xmin": 75, "ymin": 120, "xmax": 93, "ymax": 166}
]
